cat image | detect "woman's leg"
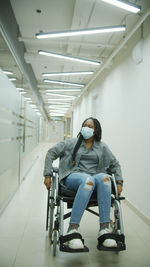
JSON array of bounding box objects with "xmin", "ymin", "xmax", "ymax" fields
[
  {"xmin": 64, "ymin": 172, "xmax": 95, "ymax": 225},
  {"xmin": 93, "ymin": 173, "xmax": 117, "ymax": 247},
  {"xmin": 93, "ymin": 173, "xmax": 111, "ymax": 225}
]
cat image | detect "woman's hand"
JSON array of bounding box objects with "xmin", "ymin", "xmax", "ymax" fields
[
  {"xmin": 44, "ymin": 177, "xmax": 52, "ymax": 190},
  {"xmin": 117, "ymin": 183, "xmax": 123, "ymax": 195}
]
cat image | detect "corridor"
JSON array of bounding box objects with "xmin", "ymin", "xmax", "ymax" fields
[{"xmin": 0, "ymin": 143, "xmax": 150, "ymax": 267}]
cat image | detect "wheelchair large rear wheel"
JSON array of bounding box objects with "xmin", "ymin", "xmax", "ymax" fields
[
  {"xmin": 49, "ymin": 204, "xmax": 54, "ymax": 239},
  {"xmin": 53, "ymin": 229, "xmax": 58, "ymax": 256}
]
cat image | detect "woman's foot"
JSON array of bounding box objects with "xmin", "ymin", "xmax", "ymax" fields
[
  {"xmin": 98, "ymin": 228, "xmax": 117, "ymax": 247},
  {"xmin": 65, "ymin": 229, "xmax": 84, "ymax": 249}
]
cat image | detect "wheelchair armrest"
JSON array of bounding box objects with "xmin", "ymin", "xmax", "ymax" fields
[{"xmin": 118, "ymin": 196, "xmax": 125, "ymax": 200}]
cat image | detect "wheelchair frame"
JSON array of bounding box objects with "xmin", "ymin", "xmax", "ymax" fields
[{"xmin": 46, "ymin": 167, "xmax": 126, "ymax": 256}]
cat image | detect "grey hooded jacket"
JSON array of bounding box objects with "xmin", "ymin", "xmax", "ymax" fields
[{"xmin": 43, "ymin": 138, "xmax": 123, "ymax": 182}]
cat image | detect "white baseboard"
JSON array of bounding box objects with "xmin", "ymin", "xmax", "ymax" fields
[{"xmin": 124, "ymin": 199, "xmax": 150, "ymax": 226}]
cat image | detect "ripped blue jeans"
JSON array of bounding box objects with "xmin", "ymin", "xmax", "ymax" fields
[{"xmin": 64, "ymin": 172, "xmax": 111, "ymax": 224}]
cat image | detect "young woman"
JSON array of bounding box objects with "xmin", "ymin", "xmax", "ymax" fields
[{"xmin": 44, "ymin": 117, "xmax": 123, "ymax": 250}]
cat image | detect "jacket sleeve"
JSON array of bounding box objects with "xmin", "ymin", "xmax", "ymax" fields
[
  {"xmin": 104, "ymin": 144, "xmax": 123, "ymax": 181},
  {"xmin": 43, "ymin": 140, "xmax": 67, "ymax": 177}
]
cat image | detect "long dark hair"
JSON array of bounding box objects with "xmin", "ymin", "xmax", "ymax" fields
[{"xmin": 72, "ymin": 117, "xmax": 102, "ymax": 165}]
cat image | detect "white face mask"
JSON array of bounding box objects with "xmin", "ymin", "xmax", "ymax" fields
[{"xmin": 81, "ymin": 127, "xmax": 94, "ymax": 140}]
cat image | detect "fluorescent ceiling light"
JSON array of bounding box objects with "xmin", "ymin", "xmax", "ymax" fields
[
  {"xmin": 49, "ymin": 109, "xmax": 68, "ymax": 112},
  {"xmin": 36, "ymin": 25, "xmax": 126, "ymax": 39},
  {"xmin": 46, "ymin": 92, "xmax": 76, "ymax": 98},
  {"xmin": 49, "ymin": 106, "xmax": 68, "ymax": 109},
  {"xmin": 42, "ymin": 71, "xmax": 94, "ymax": 77},
  {"xmin": 39, "ymin": 50, "xmax": 100, "ymax": 66},
  {"xmin": 49, "ymin": 106, "xmax": 71, "ymax": 109},
  {"xmin": 20, "ymin": 92, "xmax": 26, "ymax": 94},
  {"xmin": 101, "ymin": 0, "xmax": 141, "ymax": 13},
  {"xmin": 44, "ymin": 79, "xmax": 84, "ymax": 87},
  {"xmin": 49, "ymin": 105, "xmax": 69, "ymax": 110},
  {"xmin": 9, "ymin": 77, "xmax": 16, "ymax": 81},
  {"xmin": 47, "ymin": 98, "xmax": 74, "ymax": 101},
  {"xmin": 48, "ymin": 101, "xmax": 71, "ymax": 104},
  {"xmin": 45, "ymin": 89, "xmax": 81, "ymax": 92},
  {"xmin": 48, "ymin": 102, "xmax": 71, "ymax": 105},
  {"xmin": 50, "ymin": 110, "xmax": 66, "ymax": 113},
  {"xmin": 48, "ymin": 105, "xmax": 70, "ymax": 110},
  {"xmin": 50, "ymin": 113, "xmax": 65, "ymax": 117},
  {"xmin": 24, "ymin": 97, "xmax": 31, "ymax": 100},
  {"xmin": 3, "ymin": 70, "xmax": 13, "ymax": 75}
]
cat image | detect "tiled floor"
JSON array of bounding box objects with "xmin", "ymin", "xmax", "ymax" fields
[{"xmin": 0, "ymin": 143, "xmax": 150, "ymax": 267}]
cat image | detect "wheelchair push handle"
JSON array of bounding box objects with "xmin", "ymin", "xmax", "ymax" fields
[{"xmin": 52, "ymin": 167, "xmax": 59, "ymax": 173}]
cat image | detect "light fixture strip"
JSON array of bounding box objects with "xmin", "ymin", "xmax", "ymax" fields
[
  {"xmin": 46, "ymin": 92, "xmax": 76, "ymax": 98},
  {"xmin": 48, "ymin": 104, "xmax": 70, "ymax": 109},
  {"xmin": 24, "ymin": 97, "xmax": 31, "ymax": 100},
  {"xmin": 47, "ymin": 98, "xmax": 74, "ymax": 101},
  {"xmin": 9, "ymin": 78, "xmax": 16, "ymax": 81},
  {"xmin": 50, "ymin": 110, "xmax": 67, "ymax": 113},
  {"xmin": 48, "ymin": 103, "xmax": 71, "ymax": 105},
  {"xmin": 42, "ymin": 71, "xmax": 94, "ymax": 77},
  {"xmin": 49, "ymin": 106, "xmax": 71, "ymax": 109},
  {"xmin": 44, "ymin": 79, "xmax": 84, "ymax": 87},
  {"xmin": 36, "ymin": 25, "xmax": 126, "ymax": 39},
  {"xmin": 47, "ymin": 98, "xmax": 74, "ymax": 102},
  {"xmin": 45, "ymin": 89, "xmax": 81, "ymax": 92},
  {"xmin": 3, "ymin": 70, "xmax": 13, "ymax": 75},
  {"xmin": 39, "ymin": 50, "xmax": 100, "ymax": 66},
  {"xmin": 49, "ymin": 106, "xmax": 68, "ymax": 109},
  {"xmin": 50, "ymin": 113, "xmax": 65, "ymax": 116},
  {"xmin": 48, "ymin": 101, "xmax": 72, "ymax": 105},
  {"xmin": 49, "ymin": 110, "xmax": 68, "ymax": 113},
  {"xmin": 49, "ymin": 107, "xmax": 68, "ymax": 111},
  {"xmin": 20, "ymin": 92, "xmax": 26, "ymax": 94},
  {"xmin": 101, "ymin": 0, "xmax": 141, "ymax": 13}
]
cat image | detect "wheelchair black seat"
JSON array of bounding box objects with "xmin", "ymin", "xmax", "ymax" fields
[{"xmin": 59, "ymin": 181, "xmax": 99, "ymax": 209}]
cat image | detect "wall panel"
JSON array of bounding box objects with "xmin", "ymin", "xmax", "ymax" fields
[
  {"xmin": 0, "ymin": 69, "xmax": 48, "ymax": 213},
  {"xmin": 0, "ymin": 70, "xmax": 21, "ymax": 209}
]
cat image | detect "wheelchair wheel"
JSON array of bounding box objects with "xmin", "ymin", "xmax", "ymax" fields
[
  {"xmin": 46, "ymin": 190, "xmax": 50, "ymax": 231},
  {"xmin": 48, "ymin": 180, "xmax": 56, "ymax": 240},
  {"xmin": 49, "ymin": 204, "xmax": 54, "ymax": 239},
  {"xmin": 112, "ymin": 199, "xmax": 123, "ymax": 234},
  {"xmin": 53, "ymin": 229, "xmax": 58, "ymax": 256}
]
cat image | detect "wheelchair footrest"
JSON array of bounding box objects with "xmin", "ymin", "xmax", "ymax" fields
[
  {"xmin": 97, "ymin": 233, "xmax": 126, "ymax": 251},
  {"xmin": 59, "ymin": 233, "xmax": 89, "ymax": 253}
]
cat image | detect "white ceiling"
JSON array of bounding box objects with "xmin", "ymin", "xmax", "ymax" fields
[{"xmin": 1, "ymin": 0, "xmax": 150, "ymax": 120}]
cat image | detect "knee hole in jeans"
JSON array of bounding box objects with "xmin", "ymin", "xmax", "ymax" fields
[
  {"xmin": 102, "ymin": 176, "xmax": 111, "ymax": 186},
  {"xmin": 84, "ymin": 177, "xmax": 94, "ymax": 191}
]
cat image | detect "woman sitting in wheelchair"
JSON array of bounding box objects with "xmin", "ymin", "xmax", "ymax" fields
[{"xmin": 44, "ymin": 117, "xmax": 123, "ymax": 250}]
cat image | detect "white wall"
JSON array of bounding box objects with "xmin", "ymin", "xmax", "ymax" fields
[
  {"xmin": 72, "ymin": 16, "xmax": 150, "ymax": 220},
  {"xmin": 0, "ymin": 70, "xmax": 48, "ymax": 213}
]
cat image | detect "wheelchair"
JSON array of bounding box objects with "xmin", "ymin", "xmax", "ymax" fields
[{"xmin": 46, "ymin": 167, "xmax": 126, "ymax": 256}]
